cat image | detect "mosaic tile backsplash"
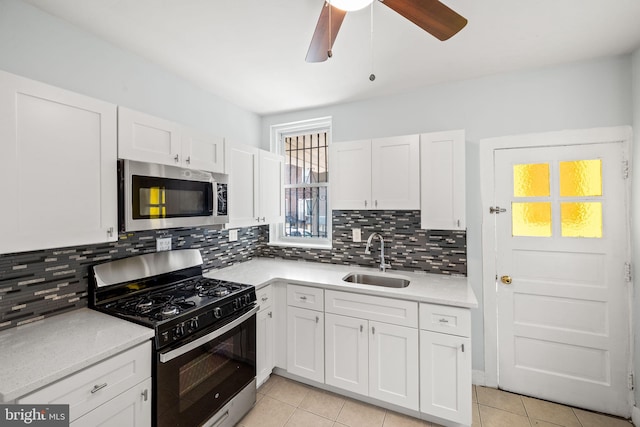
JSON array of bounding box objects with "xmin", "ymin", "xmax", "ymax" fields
[
  {"xmin": 262, "ymin": 210, "xmax": 466, "ymax": 275},
  {"xmin": 0, "ymin": 226, "xmax": 264, "ymax": 331},
  {"xmin": 0, "ymin": 210, "xmax": 465, "ymax": 331}
]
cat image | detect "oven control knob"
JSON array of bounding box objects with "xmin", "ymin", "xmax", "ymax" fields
[
  {"xmin": 174, "ymin": 324, "xmax": 185, "ymax": 338},
  {"xmin": 233, "ymin": 299, "xmax": 239, "ymax": 309},
  {"xmin": 189, "ymin": 318, "xmax": 199, "ymax": 330},
  {"xmin": 213, "ymin": 307, "xmax": 222, "ymax": 319}
]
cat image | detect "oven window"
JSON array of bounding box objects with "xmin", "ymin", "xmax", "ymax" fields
[
  {"xmin": 156, "ymin": 314, "xmax": 256, "ymax": 427},
  {"xmin": 132, "ymin": 175, "xmax": 213, "ymax": 219}
]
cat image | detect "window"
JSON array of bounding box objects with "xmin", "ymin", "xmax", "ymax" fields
[{"xmin": 270, "ymin": 118, "xmax": 331, "ymax": 248}]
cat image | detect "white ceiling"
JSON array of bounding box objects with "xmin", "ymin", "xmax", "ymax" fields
[{"xmin": 22, "ymin": 0, "xmax": 640, "ymax": 116}]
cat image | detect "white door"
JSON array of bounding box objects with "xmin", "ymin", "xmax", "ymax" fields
[
  {"xmin": 259, "ymin": 150, "xmax": 285, "ymax": 224},
  {"xmin": 330, "ymin": 140, "xmax": 372, "ymax": 210},
  {"xmin": 256, "ymin": 308, "xmax": 274, "ymax": 386},
  {"xmin": 286, "ymin": 307, "xmax": 324, "ymax": 383},
  {"xmin": 371, "ymin": 135, "xmax": 420, "ymax": 210},
  {"xmin": 368, "ymin": 321, "xmax": 419, "ymax": 410},
  {"xmin": 494, "ymin": 142, "xmax": 630, "ymax": 416},
  {"xmin": 226, "ymin": 143, "xmax": 259, "ymax": 227},
  {"xmin": 181, "ymin": 128, "xmax": 224, "ymax": 173},
  {"xmin": 325, "ymin": 313, "xmax": 369, "ymax": 395}
]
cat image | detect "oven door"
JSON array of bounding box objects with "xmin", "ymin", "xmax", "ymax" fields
[{"xmin": 156, "ymin": 306, "xmax": 257, "ymax": 427}]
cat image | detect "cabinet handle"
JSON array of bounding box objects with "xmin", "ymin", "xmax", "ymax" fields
[
  {"xmin": 186, "ymin": 156, "xmax": 191, "ymax": 164},
  {"xmin": 299, "ymin": 296, "xmax": 307, "ymax": 301},
  {"xmin": 364, "ymin": 200, "xmax": 368, "ymax": 207},
  {"xmin": 375, "ymin": 200, "xmax": 378, "ymax": 207},
  {"xmin": 371, "ymin": 326, "xmax": 375, "ymax": 335},
  {"xmin": 360, "ymin": 325, "xmax": 363, "ymax": 332},
  {"xmin": 315, "ymin": 315, "xmax": 319, "ymax": 323},
  {"xmin": 91, "ymin": 383, "xmax": 108, "ymax": 394},
  {"xmin": 268, "ymin": 312, "xmax": 273, "ymax": 318},
  {"xmin": 461, "ymin": 344, "xmax": 465, "ymax": 352},
  {"xmin": 174, "ymin": 154, "xmax": 180, "ymax": 163},
  {"xmin": 260, "ymin": 217, "xmax": 266, "ymax": 222},
  {"xmin": 439, "ymin": 318, "xmax": 449, "ymax": 324},
  {"xmin": 107, "ymin": 227, "xmax": 114, "ymax": 238},
  {"xmin": 141, "ymin": 389, "xmax": 148, "ymax": 401},
  {"xmin": 457, "ymin": 219, "xmax": 461, "ymax": 227}
]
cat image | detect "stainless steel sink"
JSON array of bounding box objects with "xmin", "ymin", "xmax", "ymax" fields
[{"xmin": 342, "ymin": 272, "xmax": 410, "ymax": 288}]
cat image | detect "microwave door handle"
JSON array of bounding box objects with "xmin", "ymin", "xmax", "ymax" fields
[
  {"xmin": 208, "ymin": 182, "xmax": 215, "ymax": 214},
  {"xmin": 159, "ymin": 305, "xmax": 259, "ymax": 363}
]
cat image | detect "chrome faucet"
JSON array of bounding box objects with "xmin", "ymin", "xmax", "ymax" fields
[{"xmin": 365, "ymin": 232, "xmax": 391, "ymax": 272}]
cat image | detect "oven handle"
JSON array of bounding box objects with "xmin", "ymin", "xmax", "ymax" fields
[{"xmin": 159, "ymin": 305, "xmax": 259, "ymax": 363}]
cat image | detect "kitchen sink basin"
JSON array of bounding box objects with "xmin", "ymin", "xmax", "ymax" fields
[{"xmin": 342, "ymin": 272, "xmax": 410, "ymax": 288}]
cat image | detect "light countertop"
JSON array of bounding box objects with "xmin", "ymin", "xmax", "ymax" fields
[
  {"xmin": 205, "ymin": 258, "xmax": 477, "ymax": 308},
  {"xmin": 0, "ymin": 308, "xmax": 154, "ymax": 403}
]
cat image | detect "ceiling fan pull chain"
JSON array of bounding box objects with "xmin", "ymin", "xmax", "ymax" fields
[
  {"xmin": 328, "ymin": 1, "xmax": 333, "ymax": 58},
  {"xmin": 369, "ymin": 1, "xmax": 375, "ymax": 81}
]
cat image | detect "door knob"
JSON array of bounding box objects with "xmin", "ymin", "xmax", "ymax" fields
[{"xmin": 501, "ymin": 275, "xmax": 512, "ymax": 285}]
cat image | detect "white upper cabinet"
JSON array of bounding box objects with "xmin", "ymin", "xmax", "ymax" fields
[
  {"xmin": 331, "ymin": 135, "xmax": 420, "ymax": 210},
  {"xmin": 0, "ymin": 70, "xmax": 118, "ymax": 254},
  {"xmin": 225, "ymin": 142, "xmax": 284, "ymax": 227},
  {"xmin": 331, "ymin": 140, "xmax": 372, "ymax": 209},
  {"xmin": 118, "ymin": 107, "xmax": 224, "ymax": 173},
  {"xmin": 420, "ymin": 130, "xmax": 466, "ymax": 230}
]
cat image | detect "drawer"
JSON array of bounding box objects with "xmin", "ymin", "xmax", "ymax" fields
[
  {"xmin": 325, "ymin": 290, "xmax": 418, "ymax": 328},
  {"xmin": 18, "ymin": 341, "xmax": 151, "ymax": 422},
  {"xmin": 287, "ymin": 284, "xmax": 323, "ymax": 311},
  {"xmin": 257, "ymin": 285, "xmax": 273, "ymax": 310},
  {"xmin": 419, "ymin": 303, "xmax": 470, "ymax": 337}
]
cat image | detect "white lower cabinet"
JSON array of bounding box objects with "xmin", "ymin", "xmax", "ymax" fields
[
  {"xmin": 256, "ymin": 286, "xmax": 275, "ymax": 386},
  {"xmin": 324, "ymin": 291, "xmax": 419, "ymax": 411},
  {"xmin": 286, "ymin": 286, "xmax": 324, "ymax": 383},
  {"xmin": 71, "ymin": 378, "xmax": 152, "ymax": 427},
  {"xmin": 17, "ymin": 341, "xmax": 152, "ymax": 426},
  {"xmin": 419, "ymin": 303, "xmax": 472, "ymax": 426},
  {"xmin": 287, "ymin": 306, "xmax": 324, "ymax": 383}
]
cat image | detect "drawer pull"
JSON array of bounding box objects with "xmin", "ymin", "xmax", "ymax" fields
[
  {"xmin": 141, "ymin": 389, "xmax": 148, "ymax": 401},
  {"xmin": 268, "ymin": 311, "xmax": 273, "ymax": 318},
  {"xmin": 439, "ymin": 318, "xmax": 450, "ymax": 324},
  {"xmin": 461, "ymin": 344, "xmax": 465, "ymax": 353},
  {"xmin": 91, "ymin": 383, "xmax": 108, "ymax": 394},
  {"xmin": 360, "ymin": 325, "xmax": 363, "ymax": 332},
  {"xmin": 261, "ymin": 296, "xmax": 268, "ymax": 302},
  {"xmin": 372, "ymin": 326, "xmax": 375, "ymax": 335},
  {"xmin": 299, "ymin": 296, "xmax": 307, "ymax": 301},
  {"xmin": 315, "ymin": 316, "xmax": 319, "ymax": 323}
]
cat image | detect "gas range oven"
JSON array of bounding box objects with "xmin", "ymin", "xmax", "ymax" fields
[{"xmin": 90, "ymin": 249, "xmax": 257, "ymax": 427}]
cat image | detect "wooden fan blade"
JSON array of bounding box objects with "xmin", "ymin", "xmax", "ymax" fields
[
  {"xmin": 381, "ymin": 0, "xmax": 467, "ymax": 41},
  {"xmin": 306, "ymin": 2, "xmax": 348, "ymax": 63}
]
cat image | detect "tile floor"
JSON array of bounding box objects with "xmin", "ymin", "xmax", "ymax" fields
[{"xmin": 237, "ymin": 375, "xmax": 634, "ymax": 427}]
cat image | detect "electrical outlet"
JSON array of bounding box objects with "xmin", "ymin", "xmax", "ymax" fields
[
  {"xmin": 352, "ymin": 228, "xmax": 361, "ymax": 243},
  {"xmin": 156, "ymin": 237, "xmax": 172, "ymax": 252},
  {"xmin": 229, "ymin": 229, "xmax": 238, "ymax": 242}
]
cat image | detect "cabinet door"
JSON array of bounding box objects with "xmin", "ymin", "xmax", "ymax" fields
[
  {"xmin": 287, "ymin": 307, "xmax": 324, "ymax": 383},
  {"xmin": 259, "ymin": 150, "xmax": 284, "ymax": 224},
  {"xmin": 181, "ymin": 127, "xmax": 224, "ymax": 172},
  {"xmin": 420, "ymin": 330, "xmax": 471, "ymax": 425},
  {"xmin": 256, "ymin": 307, "xmax": 275, "ymax": 387},
  {"xmin": 226, "ymin": 142, "xmax": 259, "ymax": 227},
  {"xmin": 0, "ymin": 71, "xmax": 117, "ymax": 254},
  {"xmin": 368, "ymin": 321, "xmax": 419, "ymax": 410},
  {"xmin": 420, "ymin": 130, "xmax": 466, "ymax": 230},
  {"xmin": 118, "ymin": 107, "xmax": 181, "ymax": 166},
  {"xmin": 325, "ymin": 314, "xmax": 368, "ymax": 395},
  {"xmin": 71, "ymin": 378, "xmax": 152, "ymax": 427},
  {"xmin": 371, "ymin": 135, "xmax": 420, "ymax": 210},
  {"xmin": 330, "ymin": 140, "xmax": 372, "ymax": 209}
]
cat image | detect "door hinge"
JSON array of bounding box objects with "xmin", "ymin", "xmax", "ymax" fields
[
  {"xmin": 622, "ymin": 160, "xmax": 629, "ymax": 179},
  {"xmin": 629, "ymin": 373, "xmax": 634, "ymax": 390},
  {"xmin": 489, "ymin": 206, "xmax": 507, "ymax": 214},
  {"xmin": 625, "ymin": 262, "xmax": 632, "ymax": 283}
]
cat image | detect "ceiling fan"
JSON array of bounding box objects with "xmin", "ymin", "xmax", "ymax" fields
[{"xmin": 306, "ymin": 0, "xmax": 468, "ymax": 63}]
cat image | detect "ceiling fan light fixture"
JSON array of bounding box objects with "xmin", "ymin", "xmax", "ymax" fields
[{"xmin": 328, "ymin": 0, "xmax": 374, "ymax": 12}]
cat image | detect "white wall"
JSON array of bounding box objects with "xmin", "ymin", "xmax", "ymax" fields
[
  {"xmin": 262, "ymin": 55, "xmax": 634, "ymax": 372},
  {"xmin": 0, "ymin": 0, "xmax": 261, "ymax": 145},
  {"xmin": 632, "ymin": 47, "xmax": 640, "ymax": 410}
]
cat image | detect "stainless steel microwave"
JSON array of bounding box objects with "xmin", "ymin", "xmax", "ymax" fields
[{"xmin": 118, "ymin": 159, "xmax": 228, "ymax": 232}]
